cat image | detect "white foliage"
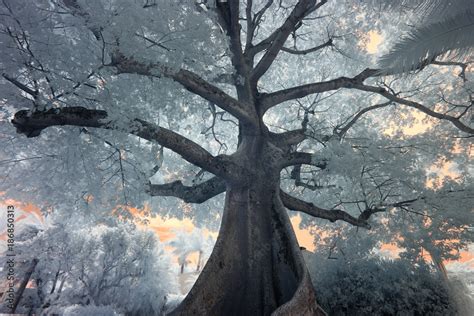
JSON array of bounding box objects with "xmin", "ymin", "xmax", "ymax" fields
[
  {"xmin": 47, "ymin": 304, "xmax": 118, "ymax": 316},
  {"xmin": 17, "ymin": 214, "xmax": 177, "ymax": 315},
  {"xmin": 0, "ymin": 4, "xmax": 472, "ymax": 312}
]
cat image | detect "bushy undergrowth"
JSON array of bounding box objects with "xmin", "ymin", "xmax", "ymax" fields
[
  {"xmin": 16, "ymin": 218, "xmax": 177, "ymax": 315},
  {"xmin": 47, "ymin": 304, "xmax": 118, "ymax": 316},
  {"xmin": 308, "ymin": 255, "xmax": 458, "ymax": 315}
]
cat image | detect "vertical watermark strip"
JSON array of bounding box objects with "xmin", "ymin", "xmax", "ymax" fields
[{"xmin": 5, "ymin": 205, "xmax": 15, "ymax": 312}]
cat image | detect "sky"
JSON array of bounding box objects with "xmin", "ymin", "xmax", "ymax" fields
[{"xmin": 1, "ymin": 195, "xmax": 472, "ymax": 270}]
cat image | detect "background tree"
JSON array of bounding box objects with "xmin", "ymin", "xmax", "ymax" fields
[
  {"xmin": 1, "ymin": 0, "xmax": 473, "ymax": 315},
  {"xmin": 14, "ymin": 213, "xmax": 176, "ymax": 315},
  {"xmin": 169, "ymin": 228, "xmax": 214, "ymax": 274}
]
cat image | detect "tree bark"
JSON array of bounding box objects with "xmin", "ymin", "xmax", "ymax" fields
[
  {"xmin": 12, "ymin": 259, "xmax": 38, "ymax": 313},
  {"xmin": 169, "ymin": 176, "xmax": 326, "ymax": 315}
]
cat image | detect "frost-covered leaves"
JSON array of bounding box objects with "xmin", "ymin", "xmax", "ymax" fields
[
  {"xmin": 0, "ymin": 0, "xmax": 472, "ymax": 234},
  {"xmin": 47, "ymin": 305, "xmax": 118, "ymax": 316},
  {"xmin": 17, "ymin": 215, "xmax": 177, "ymax": 315},
  {"xmin": 308, "ymin": 256, "xmax": 457, "ymax": 315},
  {"xmin": 0, "ymin": 1, "xmax": 103, "ymax": 106},
  {"xmin": 0, "ymin": 0, "xmax": 237, "ymax": 222}
]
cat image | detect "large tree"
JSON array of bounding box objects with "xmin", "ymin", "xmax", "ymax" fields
[{"xmin": 1, "ymin": 0, "xmax": 472, "ymax": 315}]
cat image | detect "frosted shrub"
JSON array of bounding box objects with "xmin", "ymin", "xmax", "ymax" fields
[
  {"xmin": 18, "ymin": 217, "xmax": 177, "ymax": 315},
  {"xmin": 308, "ymin": 256, "xmax": 456, "ymax": 315},
  {"xmin": 47, "ymin": 304, "xmax": 118, "ymax": 316}
]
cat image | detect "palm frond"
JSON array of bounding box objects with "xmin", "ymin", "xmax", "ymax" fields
[
  {"xmin": 364, "ymin": 0, "xmax": 441, "ymax": 12},
  {"xmin": 365, "ymin": 0, "xmax": 463, "ymax": 14},
  {"xmin": 364, "ymin": 0, "xmax": 472, "ymax": 22},
  {"xmin": 378, "ymin": 11, "xmax": 474, "ymax": 74}
]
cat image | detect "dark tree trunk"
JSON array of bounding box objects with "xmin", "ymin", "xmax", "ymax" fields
[
  {"xmin": 49, "ymin": 268, "xmax": 61, "ymax": 295},
  {"xmin": 170, "ymin": 137, "xmax": 326, "ymax": 315},
  {"xmin": 12, "ymin": 259, "xmax": 38, "ymax": 313}
]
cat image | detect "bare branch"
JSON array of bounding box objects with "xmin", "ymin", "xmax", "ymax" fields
[
  {"xmin": 147, "ymin": 176, "xmax": 226, "ymax": 203},
  {"xmin": 245, "ymin": 0, "xmax": 255, "ymax": 49},
  {"xmin": 245, "ymin": 1, "xmax": 276, "ymax": 56},
  {"xmin": 335, "ymin": 101, "xmax": 393, "ymax": 138},
  {"xmin": 2, "ymin": 73, "xmax": 38, "ymax": 98},
  {"xmin": 246, "ymin": 27, "xmax": 278, "ymax": 57},
  {"xmin": 245, "ymin": 0, "xmax": 274, "ymax": 52},
  {"xmin": 262, "ymin": 58, "xmax": 472, "ymax": 111},
  {"xmin": 280, "ymin": 191, "xmax": 372, "ymax": 228},
  {"xmin": 250, "ymin": 0, "xmax": 323, "ymax": 84},
  {"xmin": 431, "ymin": 60, "xmax": 470, "ymax": 82},
  {"xmin": 11, "ymin": 107, "xmax": 243, "ymax": 180},
  {"xmin": 351, "ymin": 83, "xmax": 474, "ymax": 134}
]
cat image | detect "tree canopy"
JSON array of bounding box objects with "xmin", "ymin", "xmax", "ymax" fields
[
  {"xmin": 1, "ymin": 0, "xmax": 472, "ymax": 225},
  {"xmin": 0, "ymin": 0, "xmax": 473, "ymax": 314}
]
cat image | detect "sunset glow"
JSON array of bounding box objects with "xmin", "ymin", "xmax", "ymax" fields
[{"xmin": 2, "ymin": 199, "xmax": 472, "ymax": 270}]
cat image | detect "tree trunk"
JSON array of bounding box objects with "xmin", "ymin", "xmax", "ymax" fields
[
  {"xmin": 426, "ymin": 249, "xmax": 449, "ymax": 282},
  {"xmin": 12, "ymin": 259, "xmax": 39, "ymax": 313},
  {"xmin": 49, "ymin": 268, "xmax": 61, "ymax": 295},
  {"xmin": 169, "ymin": 179, "xmax": 326, "ymax": 315}
]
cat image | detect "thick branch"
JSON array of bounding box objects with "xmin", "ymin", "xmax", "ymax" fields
[
  {"xmin": 269, "ymin": 129, "xmax": 306, "ymax": 149},
  {"xmin": 280, "ymin": 191, "xmax": 371, "ymax": 228},
  {"xmin": 11, "ymin": 107, "xmax": 242, "ymax": 179},
  {"xmin": 216, "ymin": 0, "xmax": 254, "ymax": 101},
  {"xmin": 110, "ymin": 53, "xmax": 258, "ymax": 127},
  {"xmin": 260, "ymin": 67, "xmax": 474, "ymax": 134},
  {"xmin": 358, "ymin": 207, "xmax": 386, "ymax": 221},
  {"xmin": 258, "ymin": 67, "xmax": 419, "ymax": 112},
  {"xmin": 250, "ymin": 0, "xmax": 320, "ymax": 84},
  {"xmin": 290, "ymin": 164, "xmax": 335, "ymax": 191},
  {"xmin": 281, "ymin": 38, "xmax": 333, "ymax": 55},
  {"xmin": 280, "ymin": 151, "xmax": 327, "ymax": 169},
  {"xmin": 259, "ymin": 58, "xmax": 470, "ymax": 112},
  {"xmin": 147, "ymin": 176, "xmax": 226, "ymax": 203}
]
